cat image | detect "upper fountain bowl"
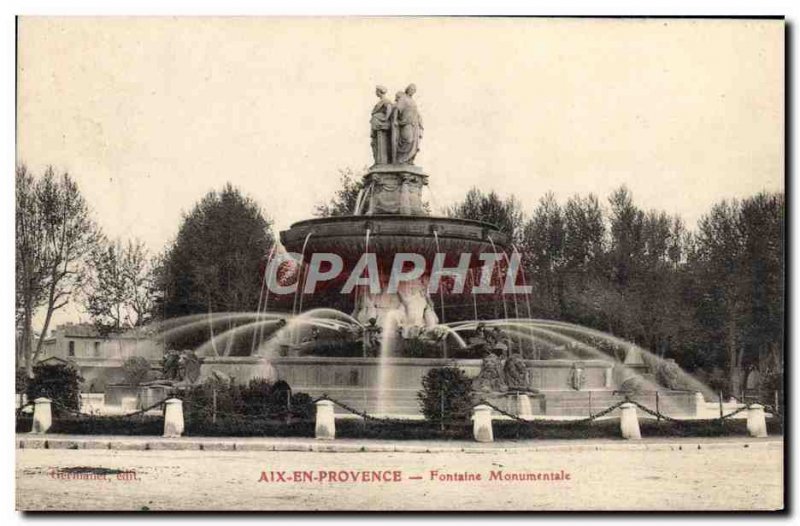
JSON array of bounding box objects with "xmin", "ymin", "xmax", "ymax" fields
[{"xmin": 279, "ymin": 215, "xmax": 510, "ymax": 266}]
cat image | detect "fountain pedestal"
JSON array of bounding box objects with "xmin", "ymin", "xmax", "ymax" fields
[{"xmin": 360, "ymin": 165, "xmax": 429, "ymax": 216}]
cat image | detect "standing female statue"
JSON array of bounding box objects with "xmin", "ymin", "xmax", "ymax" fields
[
  {"xmin": 391, "ymin": 84, "xmax": 423, "ymax": 165},
  {"xmin": 370, "ymin": 85, "xmax": 393, "ymax": 165}
]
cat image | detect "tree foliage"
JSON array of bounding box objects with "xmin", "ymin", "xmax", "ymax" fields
[
  {"xmin": 417, "ymin": 367, "xmax": 475, "ymax": 424},
  {"xmin": 159, "ymin": 183, "xmax": 274, "ymax": 317},
  {"xmin": 16, "ymin": 165, "xmax": 100, "ymax": 375},
  {"xmin": 446, "ymin": 184, "xmax": 784, "ymax": 396},
  {"xmin": 26, "ymin": 362, "xmax": 83, "ymax": 414},
  {"xmin": 122, "ymin": 356, "xmax": 153, "ymax": 387},
  {"xmin": 314, "ymin": 168, "xmax": 364, "ymax": 217},
  {"xmin": 156, "ymin": 183, "xmax": 274, "ymax": 353},
  {"xmin": 447, "ymin": 187, "xmax": 524, "ymax": 243},
  {"xmin": 82, "ymin": 238, "xmax": 160, "ymax": 334}
]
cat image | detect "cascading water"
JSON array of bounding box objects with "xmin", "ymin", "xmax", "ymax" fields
[
  {"xmin": 432, "ymin": 229, "xmax": 448, "ymax": 359},
  {"xmin": 376, "ymin": 310, "xmax": 401, "ymax": 415},
  {"xmin": 512, "ymin": 243, "xmax": 536, "ymax": 358},
  {"xmin": 487, "ymin": 235, "xmax": 510, "ymax": 323},
  {"xmin": 251, "ymin": 245, "xmax": 277, "ymax": 354},
  {"xmin": 292, "ymin": 232, "xmax": 313, "ymax": 319}
]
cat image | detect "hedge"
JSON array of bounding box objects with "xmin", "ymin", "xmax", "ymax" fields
[
  {"xmin": 52, "ymin": 415, "xmax": 164, "ymax": 436},
  {"xmin": 336, "ymin": 419, "xmax": 473, "ymax": 440},
  {"xmin": 184, "ymin": 417, "xmax": 315, "ymax": 437}
]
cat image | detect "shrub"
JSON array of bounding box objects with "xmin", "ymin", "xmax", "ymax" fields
[
  {"xmin": 181, "ymin": 379, "xmax": 244, "ymax": 423},
  {"xmin": 180, "ymin": 378, "xmax": 312, "ymax": 424},
  {"xmin": 290, "ymin": 392, "xmax": 315, "ymax": 420},
  {"xmin": 266, "ymin": 380, "xmax": 293, "ymax": 414},
  {"xmin": 26, "ymin": 362, "xmax": 82, "ymax": 414},
  {"xmin": 417, "ymin": 367, "xmax": 475, "ymax": 425},
  {"xmin": 239, "ymin": 378, "xmax": 274, "ymax": 416},
  {"xmin": 49, "ymin": 415, "xmax": 164, "ymax": 435},
  {"xmin": 16, "ymin": 415, "xmax": 32, "ymax": 433},
  {"xmin": 238, "ymin": 378, "xmax": 303, "ymax": 417},
  {"xmin": 122, "ymin": 356, "xmax": 153, "ymax": 387}
]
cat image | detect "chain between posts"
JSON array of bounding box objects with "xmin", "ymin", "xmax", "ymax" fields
[
  {"xmin": 15, "ymin": 401, "xmax": 34, "ymax": 416},
  {"xmin": 49, "ymin": 399, "xmax": 166, "ymax": 420},
  {"xmin": 313, "ymin": 394, "xmax": 413, "ymax": 424},
  {"xmin": 477, "ymin": 398, "xmax": 628, "ymax": 426},
  {"xmin": 477, "ymin": 395, "xmax": 755, "ymax": 426},
  {"xmin": 25, "ymin": 394, "xmax": 761, "ymax": 426}
]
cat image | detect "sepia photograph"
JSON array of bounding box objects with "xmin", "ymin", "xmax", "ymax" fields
[{"xmin": 13, "ymin": 15, "xmax": 785, "ymax": 512}]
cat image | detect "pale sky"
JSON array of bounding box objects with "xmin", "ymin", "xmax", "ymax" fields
[{"xmin": 17, "ymin": 17, "xmax": 784, "ymax": 329}]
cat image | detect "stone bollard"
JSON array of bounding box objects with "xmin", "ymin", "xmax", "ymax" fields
[
  {"xmin": 619, "ymin": 402, "xmax": 641, "ymax": 440},
  {"xmin": 515, "ymin": 394, "xmax": 532, "ymax": 419},
  {"xmin": 315, "ymin": 400, "xmax": 335, "ymax": 440},
  {"xmin": 162, "ymin": 398, "xmax": 184, "ymax": 438},
  {"xmin": 472, "ymin": 404, "xmax": 494, "ymax": 443},
  {"xmin": 747, "ymin": 404, "xmax": 768, "ymax": 438},
  {"xmin": 31, "ymin": 398, "xmax": 52, "ymax": 434}
]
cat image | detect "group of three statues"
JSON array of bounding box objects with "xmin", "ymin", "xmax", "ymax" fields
[{"xmin": 370, "ymin": 83, "xmax": 423, "ymax": 166}]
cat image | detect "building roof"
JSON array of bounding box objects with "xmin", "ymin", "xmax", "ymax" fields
[
  {"xmin": 54, "ymin": 323, "xmax": 157, "ymax": 340},
  {"xmin": 57, "ymin": 323, "xmax": 102, "ymax": 338},
  {"xmin": 36, "ymin": 356, "xmax": 73, "ymax": 365}
]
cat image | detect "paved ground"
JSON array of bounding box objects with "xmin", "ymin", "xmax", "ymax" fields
[{"xmin": 16, "ymin": 436, "xmax": 783, "ymax": 511}]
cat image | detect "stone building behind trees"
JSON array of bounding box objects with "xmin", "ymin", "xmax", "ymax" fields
[{"xmin": 38, "ymin": 322, "xmax": 163, "ymax": 392}]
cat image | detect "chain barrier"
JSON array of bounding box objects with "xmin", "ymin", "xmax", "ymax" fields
[
  {"xmin": 730, "ymin": 394, "xmax": 783, "ymax": 421},
  {"xmin": 626, "ymin": 400, "xmax": 685, "ymax": 424},
  {"xmin": 15, "ymin": 401, "xmax": 34, "ymax": 416},
  {"xmin": 313, "ymin": 394, "xmax": 412, "ymax": 424},
  {"xmin": 476, "ymin": 395, "xmax": 757, "ymax": 427},
  {"xmin": 185, "ymin": 405, "xmax": 303, "ymax": 422},
  {"xmin": 627, "ymin": 399, "xmax": 750, "ymax": 422},
  {"xmin": 21, "ymin": 392, "xmax": 766, "ymax": 429},
  {"xmin": 49, "ymin": 399, "xmax": 166, "ymax": 420},
  {"xmin": 718, "ymin": 404, "xmax": 750, "ymax": 420},
  {"xmin": 477, "ymin": 398, "xmax": 627, "ymax": 426}
]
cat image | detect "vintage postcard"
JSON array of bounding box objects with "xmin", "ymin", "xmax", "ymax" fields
[{"xmin": 14, "ymin": 16, "xmax": 785, "ymax": 511}]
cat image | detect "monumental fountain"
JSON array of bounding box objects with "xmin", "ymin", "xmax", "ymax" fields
[{"xmin": 163, "ymin": 84, "xmax": 713, "ymax": 418}]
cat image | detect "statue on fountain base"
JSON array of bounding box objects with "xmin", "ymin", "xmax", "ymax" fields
[
  {"xmin": 473, "ymin": 352, "xmax": 508, "ymax": 393},
  {"xmin": 352, "ymin": 278, "xmax": 439, "ymax": 340}
]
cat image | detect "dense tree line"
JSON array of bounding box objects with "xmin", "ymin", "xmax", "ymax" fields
[{"xmin": 448, "ymin": 186, "xmax": 784, "ymax": 395}]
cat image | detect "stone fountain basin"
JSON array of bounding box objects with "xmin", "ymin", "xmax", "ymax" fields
[
  {"xmin": 196, "ymin": 356, "xmax": 703, "ymax": 417},
  {"xmin": 279, "ymin": 215, "xmax": 510, "ymax": 266}
]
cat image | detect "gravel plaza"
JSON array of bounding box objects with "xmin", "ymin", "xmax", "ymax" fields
[{"xmin": 16, "ymin": 435, "xmax": 783, "ymax": 511}]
